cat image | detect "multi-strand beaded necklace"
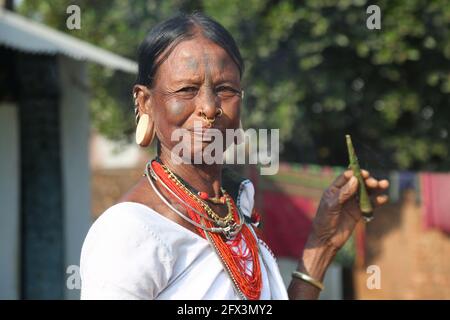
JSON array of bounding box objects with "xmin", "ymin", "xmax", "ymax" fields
[{"xmin": 145, "ymin": 159, "xmax": 262, "ymax": 300}]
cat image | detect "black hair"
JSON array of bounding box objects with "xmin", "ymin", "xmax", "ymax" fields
[{"xmin": 136, "ymin": 11, "xmax": 244, "ymax": 87}]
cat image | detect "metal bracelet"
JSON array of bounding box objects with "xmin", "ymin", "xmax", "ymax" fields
[{"xmin": 292, "ymin": 270, "xmax": 325, "ymax": 291}]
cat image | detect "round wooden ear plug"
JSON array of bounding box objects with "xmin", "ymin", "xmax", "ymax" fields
[{"xmin": 135, "ymin": 114, "xmax": 155, "ymax": 147}]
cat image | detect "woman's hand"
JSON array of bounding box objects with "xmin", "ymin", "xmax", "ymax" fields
[
  {"xmin": 310, "ymin": 169, "xmax": 389, "ymax": 252},
  {"xmin": 288, "ymin": 169, "xmax": 389, "ymax": 299}
]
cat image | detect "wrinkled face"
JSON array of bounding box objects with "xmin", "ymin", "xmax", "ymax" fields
[{"xmin": 138, "ymin": 35, "xmax": 242, "ymax": 161}]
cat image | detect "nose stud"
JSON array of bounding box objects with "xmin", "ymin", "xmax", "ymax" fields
[
  {"xmin": 201, "ymin": 113, "xmax": 215, "ymax": 128},
  {"xmin": 200, "ymin": 108, "xmax": 223, "ymax": 128}
]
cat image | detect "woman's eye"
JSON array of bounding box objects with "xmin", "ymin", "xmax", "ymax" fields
[
  {"xmin": 216, "ymin": 86, "xmax": 239, "ymax": 96},
  {"xmin": 178, "ymin": 87, "xmax": 198, "ymax": 93}
]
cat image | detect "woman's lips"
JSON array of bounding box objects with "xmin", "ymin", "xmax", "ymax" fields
[{"xmin": 187, "ymin": 127, "xmax": 223, "ymax": 142}]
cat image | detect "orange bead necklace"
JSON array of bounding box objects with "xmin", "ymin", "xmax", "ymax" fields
[{"xmin": 148, "ymin": 160, "xmax": 262, "ymax": 300}]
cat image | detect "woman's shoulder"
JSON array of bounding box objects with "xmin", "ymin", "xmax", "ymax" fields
[
  {"xmin": 80, "ymin": 202, "xmax": 176, "ymax": 299},
  {"xmin": 88, "ymin": 202, "xmax": 165, "ymax": 239},
  {"xmin": 81, "ymin": 201, "xmax": 209, "ymax": 262},
  {"xmin": 81, "ymin": 202, "xmax": 174, "ymax": 262},
  {"xmin": 84, "ymin": 201, "xmax": 199, "ymax": 250}
]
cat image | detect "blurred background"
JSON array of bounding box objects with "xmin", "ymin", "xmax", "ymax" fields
[{"xmin": 0, "ymin": 0, "xmax": 449, "ymax": 299}]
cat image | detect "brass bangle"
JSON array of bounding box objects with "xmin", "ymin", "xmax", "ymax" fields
[{"xmin": 292, "ymin": 271, "xmax": 325, "ymax": 291}]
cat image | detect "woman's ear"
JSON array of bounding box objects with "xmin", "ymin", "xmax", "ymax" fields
[
  {"xmin": 133, "ymin": 85, "xmax": 155, "ymax": 147},
  {"xmin": 133, "ymin": 85, "xmax": 151, "ymax": 116}
]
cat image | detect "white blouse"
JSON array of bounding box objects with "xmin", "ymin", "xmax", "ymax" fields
[{"xmin": 80, "ymin": 180, "xmax": 288, "ymax": 300}]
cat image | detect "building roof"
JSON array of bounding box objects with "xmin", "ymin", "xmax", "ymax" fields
[{"xmin": 0, "ymin": 8, "xmax": 137, "ymax": 74}]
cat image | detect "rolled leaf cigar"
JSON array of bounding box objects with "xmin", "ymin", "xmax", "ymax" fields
[{"xmin": 345, "ymin": 135, "xmax": 374, "ymax": 221}]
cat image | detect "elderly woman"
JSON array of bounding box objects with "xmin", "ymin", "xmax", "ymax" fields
[{"xmin": 80, "ymin": 12, "xmax": 389, "ymax": 300}]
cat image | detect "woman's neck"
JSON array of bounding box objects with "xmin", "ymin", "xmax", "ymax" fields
[{"xmin": 159, "ymin": 148, "xmax": 223, "ymax": 198}]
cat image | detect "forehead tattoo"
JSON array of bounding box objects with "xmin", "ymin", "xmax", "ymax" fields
[
  {"xmin": 167, "ymin": 44, "xmax": 235, "ymax": 85},
  {"xmin": 202, "ymin": 52, "xmax": 231, "ymax": 82},
  {"xmin": 203, "ymin": 52, "xmax": 212, "ymax": 82},
  {"xmin": 218, "ymin": 56, "xmax": 227, "ymax": 73},
  {"xmin": 202, "ymin": 52, "xmax": 229, "ymax": 85},
  {"xmin": 186, "ymin": 56, "xmax": 199, "ymax": 71}
]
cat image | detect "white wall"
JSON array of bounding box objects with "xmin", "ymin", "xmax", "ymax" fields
[
  {"xmin": 0, "ymin": 103, "xmax": 20, "ymax": 299},
  {"xmin": 58, "ymin": 56, "xmax": 92, "ymax": 299},
  {"xmin": 90, "ymin": 132, "xmax": 146, "ymax": 170}
]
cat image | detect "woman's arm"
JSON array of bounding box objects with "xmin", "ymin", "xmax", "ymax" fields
[
  {"xmin": 287, "ymin": 236, "xmax": 336, "ymax": 299},
  {"xmin": 287, "ymin": 169, "xmax": 389, "ymax": 300}
]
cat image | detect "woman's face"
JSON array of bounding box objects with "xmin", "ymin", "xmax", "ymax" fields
[{"xmin": 138, "ymin": 35, "xmax": 242, "ymax": 162}]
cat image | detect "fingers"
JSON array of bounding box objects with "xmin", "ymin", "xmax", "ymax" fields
[
  {"xmin": 364, "ymin": 176, "xmax": 389, "ymax": 207},
  {"xmin": 338, "ymin": 176, "xmax": 358, "ymax": 204},
  {"xmin": 364, "ymin": 177, "xmax": 389, "ymax": 189},
  {"xmin": 333, "ymin": 169, "xmax": 390, "ymax": 203},
  {"xmin": 339, "ymin": 168, "xmax": 390, "ymax": 204},
  {"xmin": 330, "ymin": 170, "xmax": 390, "ymax": 214},
  {"xmin": 343, "ymin": 170, "xmax": 353, "ymax": 179},
  {"xmin": 361, "ymin": 169, "xmax": 370, "ymax": 179},
  {"xmin": 379, "ymin": 179, "xmax": 389, "ymax": 189},
  {"xmin": 343, "ymin": 169, "xmax": 370, "ymax": 179},
  {"xmin": 333, "ymin": 169, "xmax": 365, "ymax": 188},
  {"xmin": 365, "ymin": 177, "xmax": 378, "ymax": 188},
  {"xmin": 333, "ymin": 171, "xmax": 352, "ymax": 188},
  {"xmin": 373, "ymin": 194, "xmax": 389, "ymax": 206}
]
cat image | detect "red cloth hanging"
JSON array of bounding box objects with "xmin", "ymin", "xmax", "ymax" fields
[
  {"xmin": 261, "ymin": 191, "xmax": 316, "ymax": 258},
  {"xmin": 421, "ymin": 172, "xmax": 450, "ymax": 233}
]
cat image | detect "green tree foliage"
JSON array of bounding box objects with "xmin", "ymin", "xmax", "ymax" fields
[{"xmin": 19, "ymin": 0, "xmax": 450, "ymax": 170}]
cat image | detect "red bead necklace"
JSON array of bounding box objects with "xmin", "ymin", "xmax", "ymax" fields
[
  {"xmin": 197, "ymin": 191, "xmax": 226, "ymax": 204},
  {"xmin": 150, "ymin": 160, "xmax": 262, "ymax": 300}
]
